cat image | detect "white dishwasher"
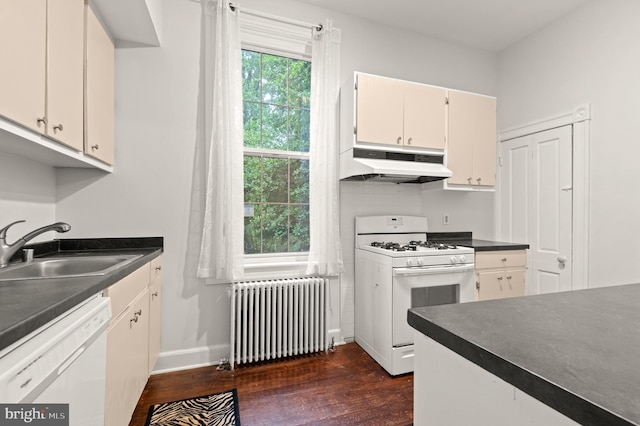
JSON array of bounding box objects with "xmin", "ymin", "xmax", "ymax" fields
[{"xmin": 0, "ymin": 294, "xmax": 111, "ymax": 425}]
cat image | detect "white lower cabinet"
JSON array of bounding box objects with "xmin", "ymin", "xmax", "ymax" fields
[
  {"xmin": 475, "ymin": 250, "xmax": 527, "ymax": 301},
  {"xmin": 414, "ymin": 333, "xmax": 578, "ymax": 426},
  {"xmin": 104, "ymin": 256, "xmax": 162, "ymax": 426}
]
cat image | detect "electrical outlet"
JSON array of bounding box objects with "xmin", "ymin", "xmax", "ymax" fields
[{"xmin": 443, "ymin": 213, "xmax": 450, "ymax": 225}]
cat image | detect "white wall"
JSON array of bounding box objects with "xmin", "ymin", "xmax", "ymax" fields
[
  {"xmin": 497, "ymin": 0, "xmax": 640, "ymax": 288},
  {"xmin": 1, "ymin": 0, "xmax": 497, "ymax": 371},
  {"xmin": 0, "ymin": 153, "xmax": 56, "ymax": 242}
]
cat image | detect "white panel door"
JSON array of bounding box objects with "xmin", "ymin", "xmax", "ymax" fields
[
  {"xmin": 500, "ymin": 136, "xmax": 531, "ymax": 244},
  {"xmin": 532, "ymin": 127, "xmax": 572, "ymax": 293},
  {"xmin": 500, "ymin": 126, "xmax": 572, "ymax": 294}
]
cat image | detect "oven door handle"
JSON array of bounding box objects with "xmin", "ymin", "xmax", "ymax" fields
[{"xmin": 392, "ymin": 264, "xmax": 475, "ymax": 276}]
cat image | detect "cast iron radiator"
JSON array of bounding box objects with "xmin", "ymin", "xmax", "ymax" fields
[{"xmin": 230, "ymin": 277, "xmax": 327, "ymax": 368}]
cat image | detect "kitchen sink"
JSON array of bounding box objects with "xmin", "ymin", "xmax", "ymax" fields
[{"xmin": 0, "ymin": 254, "xmax": 143, "ymax": 281}]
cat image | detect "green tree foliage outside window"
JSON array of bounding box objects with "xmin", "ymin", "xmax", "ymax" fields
[{"xmin": 242, "ymin": 50, "xmax": 311, "ymax": 254}]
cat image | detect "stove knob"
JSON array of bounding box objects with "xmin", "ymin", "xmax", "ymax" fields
[
  {"xmin": 459, "ymin": 255, "xmax": 466, "ymax": 263},
  {"xmin": 450, "ymin": 256, "xmax": 457, "ymax": 264},
  {"xmin": 407, "ymin": 258, "xmax": 414, "ymax": 266},
  {"xmin": 417, "ymin": 258, "xmax": 424, "ymax": 266}
]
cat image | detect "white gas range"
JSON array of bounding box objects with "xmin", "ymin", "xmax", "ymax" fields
[{"xmin": 354, "ymin": 215, "xmax": 475, "ymax": 376}]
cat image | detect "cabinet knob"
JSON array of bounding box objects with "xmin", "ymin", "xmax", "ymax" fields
[
  {"xmin": 476, "ymin": 281, "xmax": 480, "ymax": 290},
  {"xmin": 506, "ymin": 275, "xmax": 512, "ymax": 280},
  {"xmin": 407, "ymin": 137, "xmax": 412, "ymax": 145},
  {"xmin": 477, "ymin": 177, "xmax": 482, "ymax": 183},
  {"xmin": 53, "ymin": 124, "xmax": 63, "ymax": 133},
  {"xmin": 497, "ymin": 276, "xmax": 503, "ymax": 281},
  {"xmin": 467, "ymin": 177, "xmax": 472, "ymax": 183},
  {"xmin": 501, "ymin": 257, "xmax": 507, "ymax": 262},
  {"xmin": 37, "ymin": 117, "xmax": 47, "ymax": 127},
  {"xmin": 155, "ymin": 266, "xmax": 162, "ymax": 271},
  {"xmin": 152, "ymin": 291, "xmax": 159, "ymax": 298},
  {"xmin": 396, "ymin": 137, "xmax": 402, "ymax": 144},
  {"xmin": 91, "ymin": 144, "xmax": 99, "ymax": 151}
]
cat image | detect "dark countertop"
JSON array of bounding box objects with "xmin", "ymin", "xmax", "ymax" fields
[
  {"xmin": 408, "ymin": 285, "xmax": 640, "ymax": 426},
  {"xmin": 427, "ymin": 232, "xmax": 530, "ymax": 251},
  {"xmin": 0, "ymin": 237, "xmax": 163, "ymax": 352}
]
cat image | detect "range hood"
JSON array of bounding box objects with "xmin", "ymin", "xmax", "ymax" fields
[{"xmin": 340, "ymin": 147, "xmax": 452, "ymax": 184}]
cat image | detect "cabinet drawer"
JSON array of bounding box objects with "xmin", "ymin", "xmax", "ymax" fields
[
  {"xmin": 104, "ymin": 263, "xmax": 149, "ymax": 318},
  {"xmin": 475, "ymin": 250, "xmax": 526, "ymax": 269}
]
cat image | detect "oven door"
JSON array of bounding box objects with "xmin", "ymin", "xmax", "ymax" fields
[{"xmin": 392, "ymin": 264, "xmax": 475, "ymax": 347}]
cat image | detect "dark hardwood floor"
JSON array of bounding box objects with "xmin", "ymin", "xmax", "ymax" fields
[{"xmin": 129, "ymin": 342, "xmax": 413, "ymax": 425}]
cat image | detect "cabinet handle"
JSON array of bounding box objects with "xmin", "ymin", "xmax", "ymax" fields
[
  {"xmin": 396, "ymin": 137, "xmax": 402, "ymax": 144},
  {"xmin": 130, "ymin": 309, "xmax": 143, "ymax": 326},
  {"xmin": 476, "ymin": 281, "xmax": 480, "ymax": 290},
  {"xmin": 467, "ymin": 177, "xmax": 472, "ymax": 183},
  {"xmin": 53, "ymin": 124, "xmax": 63, "ymax": 132},
  {"xmin": 497, "ymin": 276, "xmax": 503, "ymax": 280},
  {"xmin": 91, "ymin": 144, "xmax": 99, "ymax": 151},
  {"xmin": 152, "ymin": 291, "xmax": 159, "ymax": 298},
  {"xmin": 502, "ymin": 258, "xmax": 507, "ymax": 262},
  {"xmin": 37, "ymin": 117, "xmax": 47, "ymax": 127},
  {"xmin": 155, "ymin": 266, "xmax": 162, "ymax": 271},
  {"xmin": 506, "ymin": 275, "xmax": 512, "ymax": 280},
  {"xmin": 407, "ymin": 137, "xmax": 412, "ymax": 145},
  {"xmin": 477, "ymin": 177, "xmax": 482, "ymax": 183}
]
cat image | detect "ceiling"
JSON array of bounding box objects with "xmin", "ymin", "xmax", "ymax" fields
[{"xmin": 293, "ymin": 0, "xmax": 590, "ymax": 51}]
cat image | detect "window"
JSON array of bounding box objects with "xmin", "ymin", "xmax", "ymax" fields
[{"xmin": 241, "ymin": 49, "xmax": 311, "ymax": 255}]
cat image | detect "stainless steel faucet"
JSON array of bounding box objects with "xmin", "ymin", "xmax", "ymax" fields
[{"xmin": 0, "ymin": 220, "xmax": 71, "ymax": 268}]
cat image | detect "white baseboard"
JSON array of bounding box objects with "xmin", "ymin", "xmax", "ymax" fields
[
  {"xmin": 152, "ymin": 343, "xmax": 230, "ymax": 374},
  {"xmin": 153, "ymin": 328, "xmax": 346, "ymax": 374}
]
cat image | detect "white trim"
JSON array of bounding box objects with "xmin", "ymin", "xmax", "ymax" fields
[
  {"xmin": 152, "ymin": 343, "xmax": 230, "ymax": 374},
  {"xmin": 496, "ymin": 104, "xmax": 591, "ymax": 291},
  {"xmin": 499, "ymin": 104, "xmax": 591, "ymax": 141}
]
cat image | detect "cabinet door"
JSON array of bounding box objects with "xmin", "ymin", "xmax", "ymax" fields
[
  {"xmin": 504, "ymin": 269, "xmax": 526, "ymax": 298},
  {"xmin": 403, "ymin": 81, "xmax": 446, "ymax": 150},
  {"xmin": 105, "ymin": 289, "xmax": 150, "ymax": 426},
  {"xmin": 355, "ymin": 74, "xmax": 404, "ymax": 146},
  {"xmin": 148, "ymin": 267, "xmax": 162, "ymax": 375},
  {"xmin": 447, "ymin": 90, "xmax": 496, "ymax": 186},
  {"xmin": 0, "ymin": 0, "xmax": 47, "ymax": 133},
  {"xmin": 472, "ymin": 95, "xmax": 497, "ymax": 186},
  {"xmin": 47, "ymin": 0, "xmax": 84, "ymax": 150},
  {"xmin": 447, "ymin": 90, "xmax": 476, "ymax": 185},
  {"xmin": 85, "ymin": 5, "xmax": 115, "ymax": 165},
  {"xmin": 476, "ymin": 271, "xmax": 508, "ymax": 301}
]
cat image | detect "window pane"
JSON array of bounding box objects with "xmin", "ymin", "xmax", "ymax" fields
[
  {"xmin": 243, "ymin": 101, "xmax": 261, "ymax": 148},
  {"xmin": 262, "ymin": 104, "xmax": 288, "ymax": 150},
  {"xmin": 288, "ymin": 59, "xmax": 311, "ymax": 108},
  {"xmin": 290, "ymin": 159, "xmax": 309, "ymax": 204},
  {"xmin": 244, "ymin": 156, "xmax": 261, "ymax": 203},
  {"xmin": 244, "ymin": 204, "xmax": 261, "ymax": 254},
  {"xmin": 242, "ymin": 50, "xmax": 261, "ymax": 102},
  {"xmin": 289, "ymin": 107, "xmax": 310, "ymax": 152},
  {"xmin": 262, "ymin": 157, "xmax": 288, "ymax": 203},
  {"xmin": 262, "ymin": 54, "xmax": 288, "ymax": 105},
  {"xmin": 290, "ymin": 205, "xmax": 310, "ymax": 252},
  {"xmin": 262, "ymin": 204, "xmax": 289, "ymax": 253}
]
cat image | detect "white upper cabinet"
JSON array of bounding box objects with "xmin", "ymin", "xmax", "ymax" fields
[
  {"xmin": 355, "ymin": 73, "xmax": 446, "ymax": 150},
  {"xmin": 0, "ymin": 0, "xmax": 84, "ymax": 151},
  {"xmin": 0, "ymin": 0, "xmax": 47, "ymax": 136},
  {"xmin": 48, "ymin": 0, "xmax": 85, "ymax": 151},
  {"xmin": 446, "ymin": 90, "xmax": 497, "ymax": 189}
]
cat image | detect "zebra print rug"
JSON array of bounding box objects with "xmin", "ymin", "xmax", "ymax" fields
[{"xmin": 144, "ymin": 389, "xmax": 240, "ymax": 426}]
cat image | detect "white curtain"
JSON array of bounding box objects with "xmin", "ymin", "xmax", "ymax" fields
[
  {"xmin": 195, "ymin": 0, "xmax": 244, "ymax": 281},
  {"xmin": 306, "ymin": 20, "xmax": 344, "ymax": 276}
]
